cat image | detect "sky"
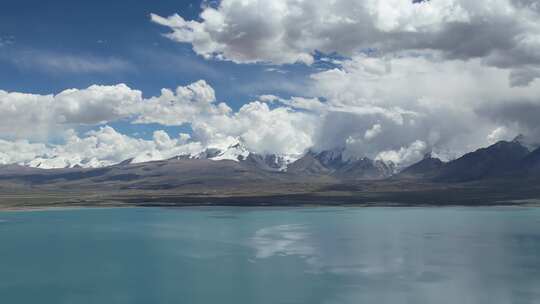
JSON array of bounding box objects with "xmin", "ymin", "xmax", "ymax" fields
[{"xmin": 1, "ymin": 0, "xmax": 540, "ymax": 168}]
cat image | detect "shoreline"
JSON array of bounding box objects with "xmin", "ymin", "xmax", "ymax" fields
[
  {"xmin": 2, "ymin": 188, "xmax": 540, "ymax": 212},
  {"xmin": 2, "ymin": 199, "xmax": 540, "ymax": 212}
]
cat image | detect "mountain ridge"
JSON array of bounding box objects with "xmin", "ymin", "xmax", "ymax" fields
[
  {"xmin": 2, "ymin": 139, "xmax": 540, "ymax": 188},
  {"xmin": 2, "ymin": 139, "xmax": 540, "ymax": 209}
]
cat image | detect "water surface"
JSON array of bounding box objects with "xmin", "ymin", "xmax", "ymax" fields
[{"xmin": 1, "ymin": 207, "xmax": 540, "ymax": 304}]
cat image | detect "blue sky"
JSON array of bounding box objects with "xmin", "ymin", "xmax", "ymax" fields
[
  {"xmin": 0, "ymin": 0, "xmax": 323, "ymax": 140},
  {"xmin": 0, "ymin": 0, "xmax": 313, "ymax": 110}
]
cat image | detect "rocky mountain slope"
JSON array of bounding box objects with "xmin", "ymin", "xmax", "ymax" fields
[
  {"xmin": 288, "ymin": 149, "xmax": 394, "ymax": 180},
  {"xmin": 2, "ymin": 139, "xmax": 540, "ymax": 208},
  {"xmin": 2, "ymin": 138, "xmax": 540, "ymax": 193},
  {"xmin": 397, "ymin": 139, "xmax": 540, "ymax": 182}
]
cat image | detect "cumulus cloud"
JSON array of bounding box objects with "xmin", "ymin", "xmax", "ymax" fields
[
  {"xmin": 364, "ymin": 124, "xmax": 383, "ymax": 141},
  {"xmin": 0, "ymin": 81, "xmax": 317, "ymax": 166},
  {"xmin": 133, "ymin": 81, "xmax": 317, "ymax": 155},
  {"xmin": 134, "ymin": 80, "xmax": 231, "ymax": 126},
  {"xmin": 0, "ymin": 84, "xmax": 142, "ymax": 140},
  {"xmin": 478, "ymin": 100, "xmax": 540, "ymax": 142},
  {"xmin": 0, "ymin": 139, "xmax": 48, "ymax": 166},
  {"xmin": 375, "ymin": 140, "xmax": 428, "ymax": 168},
  {"xmin": 487, "ymin": 126, "xmax": 512, "ymax": 144},
  {"xmin": 50, "ymin": 127, "xmax": 203, "ymax": 167},
  {"xmin": 0, "ymin": 127, "xmax": 204, "ymax": 169},
  {"xmin": 300, "ymin": 53, "xmax": 540, "ymax": 160},
  {"xmin": 152, "ymin": 0, "xmax": 540, "ymax": 83}
]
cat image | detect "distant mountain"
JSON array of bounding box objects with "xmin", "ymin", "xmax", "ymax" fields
[
  {"xmin": 334, "ymin": 157, "xmax": 394, "ymax": 180},
  {"xmin": 5, "ymin": 139, "xmax": 540, "ymax": 208},
  {"xmin": 0, "ymin": 158, "xmax": 288, "ymax": 190},
  {"xmin": 204, "ymin": 142, "xmax": 251, "ymax": 162},
  {"xmin": 20, "ymin": 140, "xmax": 296, "ymax": 172},
  {"xmin": 313, "ymin": 149, "xmax": 347, "ymax": 169},
  {"xmin": 434, "ymin": 140, "xmax": 529, "ymax": 182},
  {"xmin": 397, "ymin": 154, "xmax": 445, "ymax": 180},
  {"xmin": 170, "ymin": 142, "xmax": 250, "ymax": 162},
  {"xmin": 243, "ymin": 153, "xmax": 292, "ymax": 172},
  {"xmin": 513, "ymin": 134, "xmax": 540, "ymax": 151},
  {"xmin": 24, "ymin": 155, "xmax": 116, "ymax": 169},
  {"xmin": 288, "ymin": 149, "xmax": 393, "ymax": 180},
  {"xmin": 6, "ymin": 138, "xmax": 540, "ymax": 188},
  {"xmin": 397, "ymin": 140, "xmax": 531, "ymax": 182},
  {"xmin": 521, "ymin": 146, "xmax": 540, "ymax": 173},
  {"xmin": 193, "ymin": 142, "xmax": 295, "ymax": 172},
  {"xmin": 287, "ymin": 152, "xmax": 332, "ymax": 175}
]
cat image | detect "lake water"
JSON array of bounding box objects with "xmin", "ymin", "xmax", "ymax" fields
[{"xmin": 1, "ymin": 207, "xmax": 540, "ymax": 304}]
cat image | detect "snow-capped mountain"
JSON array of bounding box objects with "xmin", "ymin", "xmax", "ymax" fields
[
  {"xmin": 288, "ymin": 148, "xmax": 396, "ymax": 179},
  {"xmin": 204, "ymin": 142, "xmax": 251, "ymax": 162},
  {"xmin": 195, "ymin": 142, "xmax": 297, "ymax": 172},
  {"xmin": 24, "ymin": 155, "xmax": 116, "ymax": 169},
  {"xmin": 8, "ymin": 139, "xmax": 540, "ymax": 185},
  {"xmin": 18, "ymin": 138, "xmax": 393, "ymax": 175},
  {"xmin": 168, "ymin": 140, "xmax": 297, "ymax": 172},
  {"xmin": 397, "ymin": 139, "xmax": 537, "ymax": 182}
]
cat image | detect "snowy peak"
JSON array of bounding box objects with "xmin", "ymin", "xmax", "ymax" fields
[
  {"xmin": 169, "ymin": 140, "xmax": 296, "ymax": 172},
  {"xmin": 210, "ymin": 142, "xmax": 250, "ymax": 162},
  {"xmin": 397, "ymin": 155, "xmax": 444, "ymax": 179},
  {"xmin": 309, "ymin": 148, "xmax": 346, "ymax": 169},
  {"xmin": 397, "ymin": 139, "xmax": 531, "ymax": 182},
  {"xmin": 211, "ymin": 141, "xmax": 296, "ymax": 171},
  {"xmin": 244, "ymin": 153, "xmax": 295, "ymax": 172},
  {"xmin": 168, "ymin": 141, "xmax": 249, "ymax": 162},
  {"xmin": 290, "ymin": 148, "xmax": 395, "ymax": 179},
  {"xmin": 24, "ymin": 155, "xmax": 115, "ymax": 169}
]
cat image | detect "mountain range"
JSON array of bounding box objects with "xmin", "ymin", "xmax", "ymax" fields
[
  {"xmin": 398, "ymin": 138, "xmax": 540, "ymax": 182},
  {"xmin": 2, "ymin": 137, "xmax": 540, "ymax": 208}
]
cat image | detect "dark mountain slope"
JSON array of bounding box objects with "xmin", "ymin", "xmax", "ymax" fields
[
  {"xmin": 0, "ymin": 159, "xmax": 290, "ymax": 190},
  {"xmin": 287, "ymin": 150, "xmax": 393, "ymax": 180},
  {"xmin": 398, "ymin": 155, "xmax": 445, "ymax": 180},
  {"xmin": 434, "ymin": 141, "xmax": 529, "ymax": 182},
  {"xmin": 521, "ymin": 146, "xmax": 540, "ymax": 173},
  {"xmin": 335, "ymin": 158, "xmax": 393, "ymax": 180},
  {"xmin": 287, "ymin": 153, "xmax": 331, "ymax": 175}
]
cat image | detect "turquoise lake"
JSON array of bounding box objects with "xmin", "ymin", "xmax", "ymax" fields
[{"xmin": 1, "ymin": 207, "xmax": 540, "ymax": 304}]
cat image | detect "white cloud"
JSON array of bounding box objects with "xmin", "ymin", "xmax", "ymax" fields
[
  {"xmin": 364, "ymin": 124, "xmax": 383, "ymax": 141},
  {"xmin": 134, "ymin": 80, "xmax": 231, "ymax": 126},
  {"xmin": 1, "ymin": 50, "xmax": 134, "ymax": 74},
  {"xmin": 375, "ymin": 140, "xmax": 428, "ymax": 168},
  {"xmin": 0, "ymin": 81, "xmax": 317, "ymax": 165},
  {"xmin": 487, "ymin": 126, "xmax": 512, "ymax": 144},
  {"xmin": 0, "ymin": 139, "xmax": 48, "ymax": 165},
  {"xmin": 151, "ymin": 5, "xmax": 315, "ymax": 65},
  {"xmin": 1, "ymin": 127, "xmax": 205, "ymax": 169},
  {"xmin": 54, "ymin": 84, "xmax": 142, "ymax": 124},
  {"xmin": 0, "ymin": 90, "xmax": 55, "ymax": 140},
  {"xmin": 307, "ymin": 54, "xmax": 540, "ymax": 160},
  {"xmin": 133, "ymin": 81, "xmax": 316, "ymax": 155},
  {"xmin": 365, "ymin": 0, "xmax": 469, "ymax": 32},
  {"xmin": 0, "ymin": 84, "xmax": 142, "ymax": 141},
  {"xmin": 152, "ymin": 0, "xmax": 540, "ymax": 84}
]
